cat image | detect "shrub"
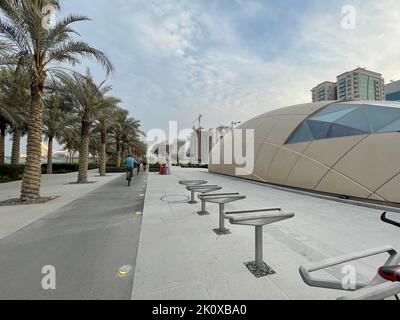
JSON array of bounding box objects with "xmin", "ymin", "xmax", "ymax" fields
[
  {"xmin": 0, "ymin": 164, "xmax": 26, "ymax": 183},
  {"xmin": 180, "ymin": 163, "xmax": 208, "ymax": 169},
  {"xmin": 42, "ymin": 163, "xmax": 99, "ymax": 174},
  {"xmin": 106, "ymin": 167, "xmax": 126, "ymax": 173},
  {"xmin": 149, "ymin": 163, "xmax": 160, "ymax": 172}
]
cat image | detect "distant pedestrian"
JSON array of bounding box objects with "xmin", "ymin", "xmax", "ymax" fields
[
  {"xmin": 143, "ymin": 157, "xmax": 148, "ymax": 172},
  {"xmin": 136, "ymin": 158, "xmax": 141, "ymax": 175}
]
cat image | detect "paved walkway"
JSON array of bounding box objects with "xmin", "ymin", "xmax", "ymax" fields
[
  {"xmin": 0, "ymin": 171, "xmax": 147, "ymax": 300},
  {"xmin": 0, "ymin": 170, "xmax": 123, "ymax": 240},
  {"xmin": 132, "ymin": 168, "xmax": 400, "ymax": 300}
]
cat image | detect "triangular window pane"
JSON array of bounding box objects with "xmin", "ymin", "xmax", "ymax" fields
[
  {"xmin": 307, "ymin": 120, "xmax": 331, "ymax": 140},
  {"xmin": 334, "ymin": 107, "xmax": 370, "ymax": 133},
  {"xmin": 316, "ymin": 103, "xmax": 359, "ymax": 116},
  {"xmin": 311, "ymin": 107, "xmax": 357, "ymax": 123},
  {"xmin": 378, "ymin": 118, "xmax": 400, "ymax": 133},
  {"xmin": 327, "ymin": 124, "xmax": 365, "ymax": 139},
  {"xmin": 287, "ymin": 122, "xmax": 312, "ymax": 144},
  {"xmin": 365, "ymin": 105, "xmax": 400, "ymax": 132}
]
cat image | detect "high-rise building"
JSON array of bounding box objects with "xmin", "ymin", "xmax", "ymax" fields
[
  {"xmin": 311, "ymin": 81, "xmax": 337, "ymax": 102},
  {"xmin": 336, "ymin": 68, "xmax": 385, "ymax": 101},
  {"xmin": 385, "ymin": 80, "xmax": 400, "ymax": 101}
]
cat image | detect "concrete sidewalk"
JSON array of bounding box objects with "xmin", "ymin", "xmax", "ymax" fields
[
  {"xmin": 0, "ymin": 173, "xmax": 147, "ymax": 300},
  {"xmin": 0, "ymin": 170, "xmax": 123, "ymax": 240},
  {"xmin": 131, "ymin": 167, "xmax": 400, "ymax": 300}
]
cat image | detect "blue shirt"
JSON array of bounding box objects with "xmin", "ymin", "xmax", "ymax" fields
[{"xmin": 125, "ymin": 157, "xmax": 135, "ymax": 169}]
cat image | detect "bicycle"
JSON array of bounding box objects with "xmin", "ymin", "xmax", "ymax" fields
[{"xmin": 127, "ymin": 168, "xmax": 133, "ymax": 187}]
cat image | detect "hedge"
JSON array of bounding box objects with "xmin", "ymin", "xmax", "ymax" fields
[
  {"xmin": 0, "ymin": 163, "xmax": 100, "ymax": 183},
  {"xmin": 180, "ymin": 164, "xmax": 209, "ymax": 169},
  {"xmin": 41, "ymin": 163, "xmax": 99, "ymax": 174},
  {"xmin": 106, "ymin": 167, "xmax": 127, "ymax": 173},
  {"xmin": 0, "ymin": 164, "xmax": 25, "ymax": 183},
  {"xmin": 149, "ymin": 163, "xmax": 160, "ymax": 172}
]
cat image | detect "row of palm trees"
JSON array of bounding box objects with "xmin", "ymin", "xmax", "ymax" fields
[{"xmin": 0, "ymin": 0, "xmax": 146, "ymax": 201}]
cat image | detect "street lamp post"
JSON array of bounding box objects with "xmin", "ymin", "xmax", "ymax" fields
[{"xmin": 231, "ymin": 121, "xmax": 241, "ymax": 130}]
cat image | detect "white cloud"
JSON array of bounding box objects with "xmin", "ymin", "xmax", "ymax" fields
[{"xmin": 10, "ymin": 0, "xmax": 400, "ymax": 157}]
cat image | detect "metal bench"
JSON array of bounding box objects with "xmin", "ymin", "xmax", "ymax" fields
[
  {"xmin": 202, "ymin": 195, "xmax": 246, "ymax": 235},
  {"xmin": 197, "ymin": 193, "xmax": 240, "ymax": 216},
  {"xmin": 186, "ymin": 185, "xmax": 223, "ymax": 204},
  {"xmin": 178, "ymin": 180, "xmax": 207, "ymax": 187},
  {"xmin": 228, "ymin": 209, "xmax": 295, "ymax": 278}
]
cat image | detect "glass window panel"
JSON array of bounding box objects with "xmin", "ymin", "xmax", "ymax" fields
[
  {"xmin": 365, "ymin": 105, "xmax": 400, "ymax": 132},
  {"xmin": 286, "ymin": 122, "xmax": 312, "ymax": 144},
  {"xmin": 333, "ymin": 107, "xmax": 371, "ymax": 133},
  {"xmin": 377, "ymin": 118, "xmax": 400, "ymax": 133},
  {"xmin": 316, "ymin": 103, "xmax": 359, "ymax": 117},
  {"xmin": 311, "ymin": 107, "xmax": 357, "ymax": 123},
  {"xmin": 306, "ymin": 120, "xmax": 331, "ymax": 140},
  {"xmin": 326, "ymin": 124, "xmax": 365, "ymax": 139}
]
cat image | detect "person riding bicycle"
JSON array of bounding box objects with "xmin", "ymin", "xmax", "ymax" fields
[{"xmin": 125, "ymin": 155, "xmax": 136, "ymax": 180}]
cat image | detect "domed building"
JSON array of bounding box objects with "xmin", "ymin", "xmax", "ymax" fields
[{"xmin": 209, "ymin": 101, "xmax": 400, "ymax": 205}]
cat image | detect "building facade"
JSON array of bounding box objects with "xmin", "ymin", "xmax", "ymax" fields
[
  {"xmin": 336, "ymin": 68, "xmax": 385, "ymax": 101},
  {"xmin": 312, "ymin": 68, "xmax": 385, "ymax": 102},
  {"xmin": 311, "ymin": 81, "xmax": 337, "ymax": 102},
  {"xmin": 209, "ymin": 101, "xmax": 400, "ymax": 205},
  {"xmin": 385, "ymin": 80, "xmax": 400, "ymax": 101}
]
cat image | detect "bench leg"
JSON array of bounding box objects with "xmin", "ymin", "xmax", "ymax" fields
[
  {"xmin": 213, "ymin": 203, "xmax": 231, "ymax": 235},
  {"xmin": 244, "ymin": 225, "xmax": 276, "ymax": 278},
  {"xmin": 188, "ymin": 190, "xmax": 197, "ymax": 204},
  {"xmin": 255, "ymin": 226, "xmax": 263, "ymax": 269},
  {"xmin": 197, "ymin": 200, "xmax": 209, "ymax": 216}
]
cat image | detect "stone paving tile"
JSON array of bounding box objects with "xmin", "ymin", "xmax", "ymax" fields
[{"xmin": 132, "ymin": 168, "xmax": 400, "ymax": 300}]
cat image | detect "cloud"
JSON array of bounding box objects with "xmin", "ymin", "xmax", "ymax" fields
[{"xmin": 6, "ymin": 0, "xmax": 400, "ymax": 155}]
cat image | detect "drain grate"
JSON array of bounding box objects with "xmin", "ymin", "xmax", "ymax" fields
[{"xmin": 244, "ymin": 261, "xmax": 276, "ymax": 278}]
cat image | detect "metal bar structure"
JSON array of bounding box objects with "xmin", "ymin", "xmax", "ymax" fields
[
  {"xmin": 228, "ymin": 210, "xmax": 295, "ymax": 277},
  {"xmin": 197, "ymin": 193, "xmax": 240, "ymax": 216},
  {"xmin": 201, "ymin": 195, "xmax": 246, "ymax": 235},
  {"xmin": 186, "ymin": 185, "xmax": 222, "ymax": 204}
]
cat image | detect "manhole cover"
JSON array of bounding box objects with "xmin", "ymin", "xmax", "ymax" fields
[{"xmin": 161, "ymin": 195, "xmax": 190, "ymax": 204}]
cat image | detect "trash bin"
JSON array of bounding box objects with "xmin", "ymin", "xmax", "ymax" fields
[{"xmin": 159, "ymin": 164, "xmax": 166, "ymax": 175}]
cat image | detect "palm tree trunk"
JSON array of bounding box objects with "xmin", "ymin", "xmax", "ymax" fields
[
  {"xmin": 121, "ymin": 145, "xmax": 125, "ymax": 165},
  {"xmin": 21, "ymin": 84, "xmax": 44, "ymax": 201},
  {"xmin": 11, "ymin": 128, "xmax": 21, "ymax": 165},
  {"xmin": 116, "ymin": 139, "xmax": 121, "ymax": 168},
  {"xmin": 99, "ymin": 130, "xmax": 107, "ymax": 176},
  {"xmin": 46, "ymin": 136, "xmax": 53, "ymax": 174},
  {"xmin": 77, "ymin": 121, "xmax": 91, "ymax": 183},
  {"xmin": 0, "ymin": 122, "xmax": 6, "ymax": 165}
]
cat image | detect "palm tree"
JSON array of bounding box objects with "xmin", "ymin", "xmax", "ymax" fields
[
  {"xmin": 0, "ymin": 0, "xmax": 113, "ymax": 201},
  {"xmin": 0, "ymin": 66, "xmax": 30, "ymax": 165},
  {"xmin": 61, "ymin": 70, "xmax": 115, "ymax": 183},
  {"xmin": 120, "ymin": 119, "xmax": 141, "ymax": 159},
  {"xmin": 94, "ymin": 104, "xmax": 121, "ymax": 177},
  {"xmin": 43, "ymin": 82, "xmax": 73, "ymax": 174},
  {"xmin": 0, "ymin": 118, "xmax": 8, "ymax": 165},
  {"xmin": 111, "ymin": 108, "xmax": 128, "ymax": 168},
  {"xmin": 58, "ymin": 122, "xmax": 80, "ymax": 163},
  {"xmin": 111, "ymin": 110, "xmax": 142, "ymax": 167}
]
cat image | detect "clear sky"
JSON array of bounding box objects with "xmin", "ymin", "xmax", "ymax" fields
[{"xmin": 5, "ymin": 0, "xmax": 400, "ymax": 155}]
